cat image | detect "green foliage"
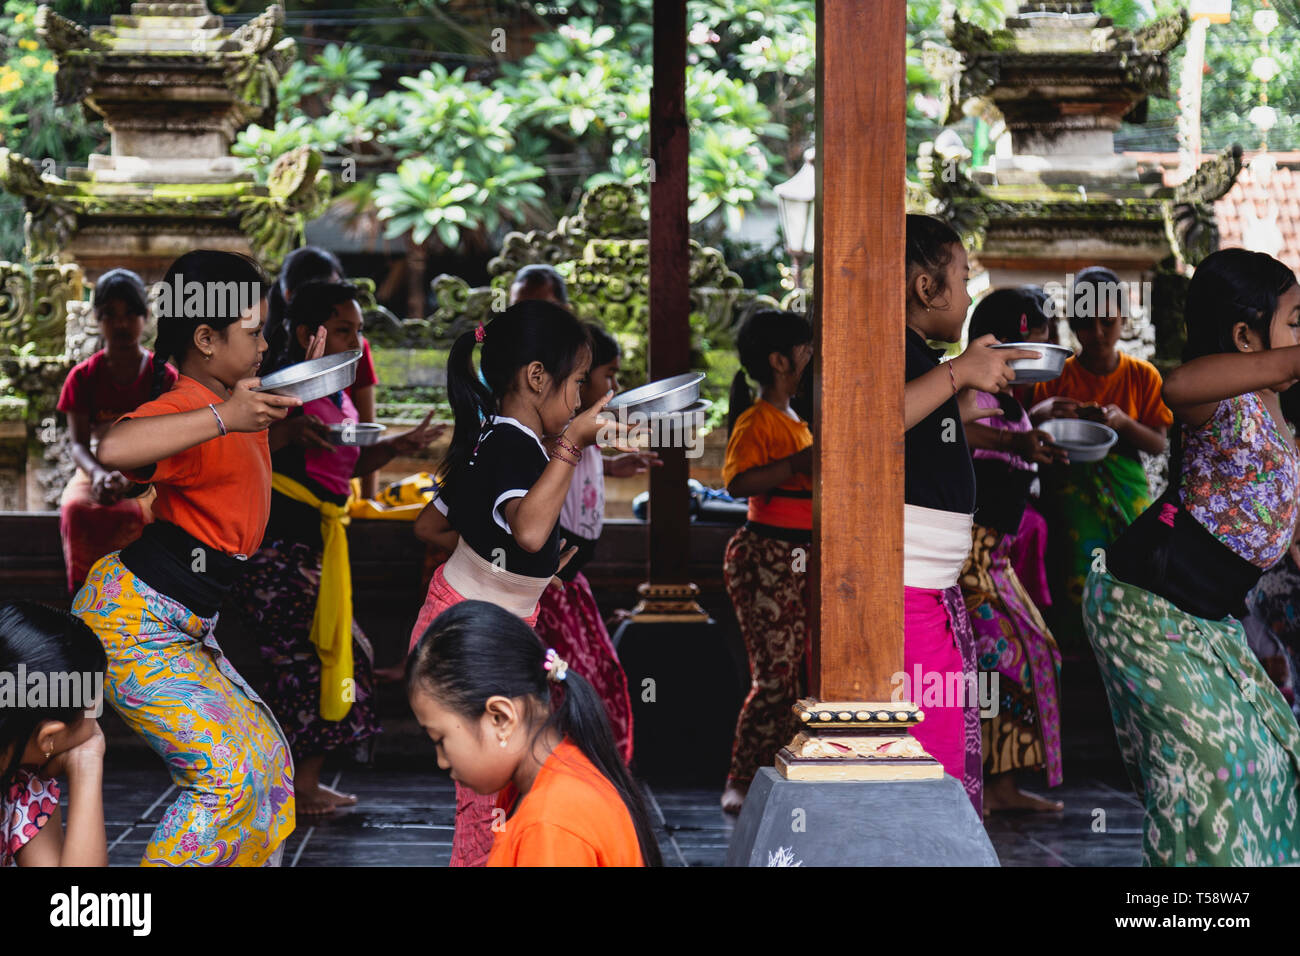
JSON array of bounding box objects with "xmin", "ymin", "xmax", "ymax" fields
[{"xmin": 0, "ymin": 0, "xmax": 102, "ymax": 259}]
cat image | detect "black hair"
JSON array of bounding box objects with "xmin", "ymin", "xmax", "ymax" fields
[
  {"xmin": 149, "ymin": 250, "xmax": 268, "ymax": 399},
  {"xmin": 0, "ymin": 601, "xmax": 107, "ymax": 790},
  {"xmin": 728, "ymin": 308, "xmax": 813, "ymax": 435},
  {"xmin": 92, "ymin": 268, "xmax": 149, "ymax": 322},
  {"xmin": 407, "ymin": 601, "xmax": 661, "ymax": 866},
  {"xmin": 266, "ymin": 246, "xmax": 345, "ymax": 369},
  {"xmin": 1183, "ymin": 248, "xmax": 1298, "ymax": 362},
  {"xmin": 511, "ymin": 264, "xmax": 569, "ymax": 306},
  {"xmin": 969, "ymin": 286, "xmax": 1051, "ymax": 344},
  {"xmin": 1068, "ymin": 266, "xmax": 1129, "ymax": 331},
  {"xmin": 440, "ymin": 299, "xmax": 591, "ymax": 500},
  {"xmin": 905, "ymin": 214, "xmax": 962, "ymax": 304},
  {"xmin": 585, "ymin": 322, "xmax": 620, "ymax": 369},
  {"xmin": 270, "ymin": 279, "xmax": 363, "ymax": 373}
]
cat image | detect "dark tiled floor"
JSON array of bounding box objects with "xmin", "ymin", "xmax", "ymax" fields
[{"xmin": 85, "ymin": 758, "xmax": 1141, "ymax": 867}]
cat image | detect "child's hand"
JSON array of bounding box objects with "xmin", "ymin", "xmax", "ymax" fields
[
  {"xmin": 221, "ymin": 379, "xmax": 302, "ymax": 432},
  {"xmin": 554, "ymin": 538, "xmax": 579, "ymax": 582},
  {"xmin": 1033, "ymin": 396, "xmax": 1081, "ymax": 421},
  {"xmin": 953, "ymin": 335, "xmax": 1039, "ymax": 394},
  {"xmin": 1013, "ymin": 429, "xmax": 1069, "ymax": 466},
  {"xmin": 1096, "ymin": 404, "xmax": 1132, "ymax": 435},
  {"xmin": 305, "ymin": 327, "xmax": 328, "ymax": 362},
  {"xmin": 606, "ymin": 451, "xmax": 661, "ymax": 478},
  {"xmin": 387, "ymin": 411, "xmax": 444, "ymax": 457},
  {"xmin": 91, "ymin": 469, "xmax": 130, "ymax": 506},
  {"xmin": 568, "ymin": 389, "xmax": 621, "ymax": 448},
  {"xmin": 287, "ymin": 414, "xmax": 333, "ymax": 449},
  {"xmin": 41, "ymin": 719, "xmax": 105, "ymax": 779}
]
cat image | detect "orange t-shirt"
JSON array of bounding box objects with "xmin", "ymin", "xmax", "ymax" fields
[
  {"xmin": 487, "ymin": 739, "xmax": 644, "ymax": 867},
  {"xmin": 121, "ymin": 375, "xmax": 271, "ymax": 557},
  {"xmin": 722, "ymin": 398, "xmax": 813, "ymax": 529},
  {"xmin": 1031, "ymin": 352, "xmax": 1174, "ymax": 430}
]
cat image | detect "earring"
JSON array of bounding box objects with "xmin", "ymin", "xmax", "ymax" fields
[
  {"xmin": 203, "ymin": 352, "xmax": 212, "ymax": 360},
  {"xmin": 499, "ymin": 736, "xmax": 508, "ymax": 748}
]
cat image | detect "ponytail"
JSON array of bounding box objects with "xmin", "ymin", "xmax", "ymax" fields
[
  {"xmin": 728, "ymin": 370, "xmax": 753, "ymax": 436},
  {"xmin": 408, "ymin": 601, "xmax": 662, "ymax": 867},
  {"xmin": 438, "ymin": 328, "xmax": 496, "ymax": 501}
]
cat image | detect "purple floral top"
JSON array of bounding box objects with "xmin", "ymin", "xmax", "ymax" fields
[{"xmin": 1180, "ymin": 392, "xmax": 1300, "ymax": 568}]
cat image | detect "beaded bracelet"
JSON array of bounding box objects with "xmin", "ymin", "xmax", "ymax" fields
[
  {"xmin": 555, "ymin": 434, "xmax": 581, "ymax": 458},
  {"xmin": 550, "ymin": 450, "xmax": 578, "ymax": 467}
]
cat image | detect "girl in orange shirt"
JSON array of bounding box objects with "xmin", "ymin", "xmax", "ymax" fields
[
  {"xmin": 408, "ymin": 600, "xmax": 661, "ymax": 866},
  {"xmin": 720, "ymin": 309, "xmax": 813, "ymax": 815},
  {"xmin": 72, "ymin": 250, "xmax": 320, "ymax": 866}
]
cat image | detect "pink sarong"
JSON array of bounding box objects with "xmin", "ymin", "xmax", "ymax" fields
[
  {"xmin": 408, "ymin": 563, "xmax": 539, "ymax": 868},
  {"xmin": 904, "ymin": 584, "xmax": 982, "ymax": 815}
]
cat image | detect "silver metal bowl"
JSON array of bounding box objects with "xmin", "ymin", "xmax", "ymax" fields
[
  {"xmin": 253, "ymin": 349, "xmax": 363, "ymax": 403},
  {"xmin": 327, "ymin": 422, "xmax": 387, "ymax": 446},
  {"xmin": 1039, "ymin": 418, "xmax": 1118, "ymax": 462},
  {"xmin": 991, "ymin": 342, "xmax": 1072, "ymax": 384},
  {"xmin": 604, "ymin": 372, "xmax": 705, "ymax": 416}
]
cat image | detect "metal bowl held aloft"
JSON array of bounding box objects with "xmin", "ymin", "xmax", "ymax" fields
[
  {"xmin": 991, "ymin": 342, "xmax": 1072, "ymax": 384},
  {"xmin": 253, "ymin": 349, "xmax": 363, "ymax": 404},
  {"xmin": 1039, "ymin": 418, "xmax": 1118, "ymax": 463},
  {"xmin": 327, "ymin": 422, "xmax": 387, "ymax": 447},
  {"xmin": 604, "ymin": 372, "xmax": 705, "ymax": 417}
]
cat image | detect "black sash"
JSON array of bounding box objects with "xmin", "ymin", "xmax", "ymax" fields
[
  {"xmin": 1106, "ymin": 428, "xmax": 1262, "ymax": 620},
  {"xmin": 120, "ymin": 520, "xmax": 249, "ymax": 618}
]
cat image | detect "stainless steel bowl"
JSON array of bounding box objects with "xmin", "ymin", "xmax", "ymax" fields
[
  {"xmin": 253, "ymin": 349, "xmax": 363, "ymax": 403},
  {"xmin": 327, "ymin": 422, "xmax": 387, "ymax": 446},
  {"xmin": 1039, "ymin": 418, "xmax": 1118, "ymax": 462},
  {"xmin": 991, "ymin": 342, "xmax": 1072, "ymax": 384},
  {"xmin": 604, "ymin": 372, "xmax": 705, "ymax": 416}
]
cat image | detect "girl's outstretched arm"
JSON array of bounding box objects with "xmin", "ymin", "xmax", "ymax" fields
[
  {"xmin": 906, "ymin": 336, "xmax": 1038, "ymax": 431},
  {"xmin": 1162, "ymin": 346, "xmax": 1300, "ymax": 427},
  {"xmin": 97, "ymin": 382, "xmax": 301, "ymax": 472}
]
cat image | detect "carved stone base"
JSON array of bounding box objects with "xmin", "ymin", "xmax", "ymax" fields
[
  {"xmin": 775, "ymin": 697, "xmax": 944, "ymax": 782},
  {"xmin": 625, "ymin": 581, "xmax": 709, "ymax": 623}
]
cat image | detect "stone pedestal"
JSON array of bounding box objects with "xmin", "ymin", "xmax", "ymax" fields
[{"xmin": 727, "ymin": 768, "xmax": 999, "ymax": 867}]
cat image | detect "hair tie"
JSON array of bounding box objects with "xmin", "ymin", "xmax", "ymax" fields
[
  {"xmin": 474, "ymin": 322, "xmax": 485, "ymax": 343},
  {"xmin": 1019, "ymin": 313, "xmax": 1028, "ymax": 335},
  {"xmin": 543, "ymin": 648, "xmax": 568, "ymax": 682}
]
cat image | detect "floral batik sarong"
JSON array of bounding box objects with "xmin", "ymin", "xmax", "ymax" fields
[
  {"xmin": 73, "ymin": 552, "xmax": 295, "ymax": 866},
  {"xmin": 1083, "ymin": 565, "xmax": 1300, "ymax": 866},
  {"xmin": 961, "ymin": 523, "xmax": 1064, "ymax": 786},
  {"xmin": 723, "ymin": 525, "xmax": 811, "ymax": 788},
  {"xmin": 534, "ymin": 571, "xmax": 633, "ymax": 764},
  {"xmin": 232, "ymin": 538, "xmax": 381, "ymax": 763}
]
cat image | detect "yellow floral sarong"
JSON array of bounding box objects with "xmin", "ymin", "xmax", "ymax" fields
[{"xmin": 73, "ymin": 552, "xmax": 295, "ymax": 866}]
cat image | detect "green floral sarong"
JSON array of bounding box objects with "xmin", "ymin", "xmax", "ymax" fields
[{"xmin": 1083, "ymin": 564, "xmax": 1300, "ymax": 866}]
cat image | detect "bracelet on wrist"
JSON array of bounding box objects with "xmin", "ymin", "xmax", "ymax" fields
[
  {"xmin": 550, "ymin": 450, "xmax": 578, "ymax": 467},
  {"xmin": 555, "ymin": 435, "xmax": 581, "ymax": 458},
  {"xmin": 208, "ymin": 403, "xmax": 228, "ymax": 437},
  {"xmin": 946, "ymin": 360, "xmax": 959, "ymax": 396}
]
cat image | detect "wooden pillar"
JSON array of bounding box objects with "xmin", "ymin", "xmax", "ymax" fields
[
  {"xmin": 634, "ymin": 0, "xmax": 704, "ymax": 619},
  {"xmin": 811, "ymin": 0, "xmax": 905, "ymax": 700},
  {"xmin": 776, "ymin": 0, "xmax": 939, "ymax": 778}
]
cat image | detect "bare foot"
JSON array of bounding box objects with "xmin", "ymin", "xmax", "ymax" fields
[
  {"xmin": 721, "ymin": 783, "xmax": 747, "ymax": 815},
  {"xmin": 983, "ymin": 776, "xmax": 1063, "ymax": 815},
  {"xmin": 297, "ymin": 784, "xmax": 357, "ymax": 816}
]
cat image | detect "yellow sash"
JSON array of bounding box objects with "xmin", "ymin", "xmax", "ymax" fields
[{"xmin": 271, "ymin": 473, "xmax": 354, "ymax": 722}]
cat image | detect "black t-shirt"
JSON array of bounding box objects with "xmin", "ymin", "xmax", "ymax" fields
[
  {"xmin": 436, "ymin": 417, "xmax": 559, "ymax": 579},
  {"xmin": 904, "ymin": 328, "xmax": 976, "ymax": 515}
]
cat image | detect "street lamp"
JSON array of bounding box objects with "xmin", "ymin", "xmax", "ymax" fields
[{"xmin": 774, "ymin": 148, "xmax": 815, "ymax": 288}]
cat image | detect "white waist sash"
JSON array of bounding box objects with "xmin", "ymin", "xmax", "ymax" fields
[
  {"xmin": 441, "ymin": 538, "xmax": 551, "ymax": 620},
  {"xmin": 903, "ymin": 504, "xmax": 974, "ymax": 591}
]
